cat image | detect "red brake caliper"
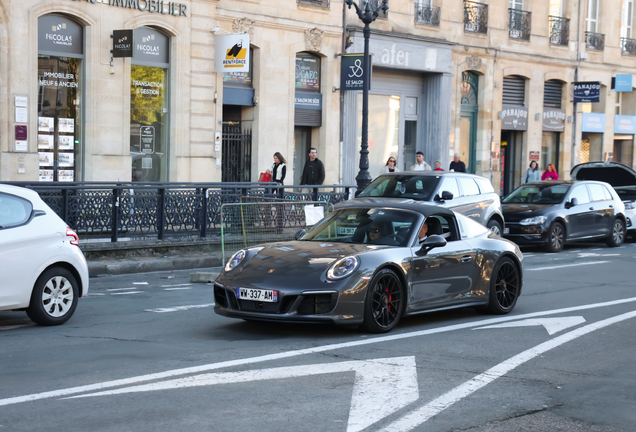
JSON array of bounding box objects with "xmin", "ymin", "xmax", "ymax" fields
[{"xmin": 386, "ymin": 287, "xmax": 391, "ymax": 311}]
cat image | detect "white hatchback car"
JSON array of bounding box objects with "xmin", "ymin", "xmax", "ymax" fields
[{"xmin": 0, "ymin": 184, "xmax": 89, "ymax": 325}]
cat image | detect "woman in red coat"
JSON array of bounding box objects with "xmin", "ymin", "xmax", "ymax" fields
[{"xmin": 541, "ymin": 163, "xmax": 559, "ymax": 181}]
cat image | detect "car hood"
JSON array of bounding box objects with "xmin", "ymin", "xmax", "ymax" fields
[
  {"xmin": 219, "ymin": 241, "xmax": 388, "ymax": 289},
  {"xmin": 571, "ymin": 162, "xmax": 636, "ymax": 187},
  {"xmin": 502, "ymin": 204, "xmax": 555, "ymax": 222}
]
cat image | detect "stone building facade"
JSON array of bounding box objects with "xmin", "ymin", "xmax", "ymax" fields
[{"xmin": 1, "ymin": 0, "xmax": 635, "ymax": 194}]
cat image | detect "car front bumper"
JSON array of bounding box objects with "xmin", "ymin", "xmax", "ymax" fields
[
  {"xmin": 213, "ymin": 282, "xmax": 365, "ymax": 325},
  {"xmin": 503, "ymin": 222, "xmax": 549, "ymax": 245}
]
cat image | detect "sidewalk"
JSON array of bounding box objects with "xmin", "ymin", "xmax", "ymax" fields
[{"xmin": 87, "ymin": 250, "xmax": 224, "ymax": 277}]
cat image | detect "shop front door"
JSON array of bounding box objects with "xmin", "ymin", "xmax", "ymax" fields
[{"xmin": 294, "ymin": 127, "xmax": 312, "ymax": 185}]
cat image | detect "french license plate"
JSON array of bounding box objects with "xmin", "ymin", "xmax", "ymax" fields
[
  {"xmin": 503, "ymin": 228, "xmax": 510, "ymax": 234},
  {"xmin": 236, "ymin": 287, "xmax": 278, "ymax": 302}
]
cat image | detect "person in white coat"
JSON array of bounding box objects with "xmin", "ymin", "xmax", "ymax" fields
[
  {"xmin": 410, "ymin": 151, "xmax": 432, "ymax": 171},
  {"xmin": 380, "ymin": 156, "xmax": 401, "ymax": 174}
]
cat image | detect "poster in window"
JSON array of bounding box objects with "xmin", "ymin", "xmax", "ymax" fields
[
  {"xmin": 58, "ymin": 152, "xmax": 74, "ymax": 167},
  {"xmin": 38, "ymin": 117, "xmax": 54, "ymax": 132},
  {"xmin": 58, "ymin": 118, "xmax": 75, "ymax": 133},
  {"xmin": 39, "ymin": 169, "xmax": 54, "ymax": 182},
  {"xmin": 58, "ymin": 170, "xmax": 74, "ymax": 182},
  {"xmin": 38, "ymin": 134, "xmax": 54, "ymax": 149},
  {"xmin": 58, "ymin": 135, "xmax": 74, "ymax": 150},
  {"xmin": 39, "ymin": 152, "xmax": 54, "ymax": 166},
  {"xmin": 295, "ymin": 54, "xmax": 320, "ymax": 90}
]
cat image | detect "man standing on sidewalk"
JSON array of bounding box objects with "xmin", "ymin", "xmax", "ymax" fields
[
  {"xmin": 449, "ymin": 153, "xmax": 467, "ymax": 172},
  {"xmin": 410, "ymin": 151, "xmax": 432, "ymax": 171},
  {"xmin": 299, "ymin": 147, "xmax": 325, "ymax": 191}
]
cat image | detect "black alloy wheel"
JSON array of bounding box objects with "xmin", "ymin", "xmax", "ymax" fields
[
  {"xmin": 606, "ymin": 218, "xmax": 625, "ymax": 247},
  {"xmin": 487, "ymin": 257, "xmax": 520, "ymax": 314},
  {"xmin": 487, "ymin": 219, "xmax": 502, "ymax": 236},
  {"xmin": 362, "ymin": 269, "xmax": 404, "ymax": 333},
  {"xmin": 545, "ymin": 222, "xmax": 565, "ymax": 253}
]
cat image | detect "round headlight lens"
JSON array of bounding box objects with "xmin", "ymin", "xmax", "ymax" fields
[
  {"xmin": 225, "ymin": 250, "xmax": 247, "ymax": 272},
  {"xmin": 327, "ymin": 256, "xmax": 359, "ymax": 280}
]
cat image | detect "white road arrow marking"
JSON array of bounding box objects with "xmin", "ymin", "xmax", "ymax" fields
[
  {"xmin": 68, "ymin": 356, "xmax": 419, "ymax": 432},
  {"xmin": 474, "ymin": 316, "xmax": 586, "ymax": 335}
]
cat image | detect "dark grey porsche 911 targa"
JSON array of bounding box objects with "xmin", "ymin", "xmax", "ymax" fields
[{"xmin": 214, "ymin": 200, "xmax": 524, "ymax": 333}]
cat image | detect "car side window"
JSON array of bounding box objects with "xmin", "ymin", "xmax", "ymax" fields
[
  {"xmin": 602, "ymin": 185, "xmax": 614, "ymax": 200},
  {"xmin": 420, "ymin": 214, "xmax": 458, "ymax": 243},
  {"xmin": 0, "ymin": 192, "xmax": 33, "ymax": 229},
  {"xmin": 568, "ymin": 185, "xmax": 591, "ymax": 205},
  {"xmin": 475, "ymin": 177, "xmax": 495, "ymax": 194},
  {"xmin": 458, "ymin": 177, "xmax": 480, "ymax": 196},
  {"xmin": 438, "ymin": 177, "xmax": 459, "ymax": 198},
  {"xmin": 588, "ymin": 184, "xmax": 609, "ymax": 202}
]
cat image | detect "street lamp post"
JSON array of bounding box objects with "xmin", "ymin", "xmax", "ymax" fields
[{"xmin": 345, "ymin": 0, "xmax": 388, "ymax": 194}]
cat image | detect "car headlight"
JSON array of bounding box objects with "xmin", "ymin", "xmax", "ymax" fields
[
  {"xmin": 625, "ymin": 202, "xmax": 635, "ymax": 210},
  {"xmin": 225, "ymin": 250, "xmax": 247, "ymax": 272},
  {"xmin": 520, "ymin": 216, "xmax": 547, "ymax": 225},
  {"xmin": 327, "ymin": 256, "xmax": 359, "ymax": 280}
]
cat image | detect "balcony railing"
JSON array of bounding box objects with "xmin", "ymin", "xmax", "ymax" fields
[
  {"xmin": 621, "ymin": 37, "xmax": 636, "ymax": 56},
  {"xmin": 415, "ymin": 4, "xmax": 440, "ymax": 26},
  {"xmin": 549, "ymin": 15, "xmax": 570, "ymax": 46},
  {"xmin": 297, "ymin": 0, "xmax": 330, "ymax": 7},
  {"xmin": 464, "ymin": 0, "xmax": 488, "ymax": 34},
  {"xmin": 367, "ymin": 0, "xmax": 388, "ymax": 19},
  {"xmin": 508, "ymin": 8, "xmax": 531, "ymax": 41},
  {"xmin": 585, "ymin": 31, "xmax": 605, "ymax": 51}
]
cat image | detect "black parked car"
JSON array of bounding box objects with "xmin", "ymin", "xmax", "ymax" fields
[
  {"xmin": 571, "ymin": 161, "xmax": 636, "ymax": 238},
  {"xmin": 501, "ymin": 181, "xmax": 627, "ymax": 252}
]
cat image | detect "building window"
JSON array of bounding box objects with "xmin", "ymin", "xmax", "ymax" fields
[
  {"xmin": 586, "ymin": 0, "xmax": 599, "ymax": 33},
  {"xmin": 622, "ymin": 0, "xmax": 634, "ymax": 38},
  {"xmin": 130, "ymin": 27, "xmax": 170, "ymax": 182},
  {"xmin": 37, "ymin": 14, "xmax": 84, "ymax": 182}
]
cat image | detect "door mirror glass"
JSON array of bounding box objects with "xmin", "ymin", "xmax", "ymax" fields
[
  {"xmin": 294, "ymin": 229, "xmax": 306, "ymax": 240},
  {"xmin": 416, "ymin": 234, "xmax": 447, "ymax": 256}
]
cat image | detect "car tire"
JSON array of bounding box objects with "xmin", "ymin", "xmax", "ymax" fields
[
  {"xmin": 487, "ymin": 219, "xmax": 502, "ymax": 236},
  {"xmin": 606, "ymin": 218, "xmax": 626, "ymax": 247},
  {"xmin": 487, "ymin": 257, "xmax": 520, "ymax": 314},
  {"xmin": 362, "ymin": 269, "xmax": 404, "ymax": 333},
  {"xmin": 26, "ymin": 267, "xmax": 79, "ymax": 326},
  {"xmin": 544, "ymin": 222, "xmax": 565, "ymax": 253}
]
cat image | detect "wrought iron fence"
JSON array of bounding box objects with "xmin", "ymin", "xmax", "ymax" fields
[
  {"xmin": 585, "ymin": 32, "xmax": 605, "ymax": 51},
  {"xmin": 464, "ymin": 1, "xmax": 488, "ymax": 34},
  {"xmin": 415, "ymin": 4, "xmax": 440, "ymax": 26},
  {"xmin": 549, "ymin": 16, "xmax": 569, "ymax": 46},
  {"xmin": 222, "ymin": 125, "xmax": 252, "ymax": 183},
  {"xmin": 6, "ymin": 182, "xmax": 353, "ymax": 243},
  {"xmin": 297, "ymin": 0, "xmax": 330, "ymax": 8},
  {"xmin": 508, "ymin": 9, "xmax": 531, "ymax": 41},
  {"xmin": 621, "ymin": 37, "xmax": 636, "ymax": 56}
]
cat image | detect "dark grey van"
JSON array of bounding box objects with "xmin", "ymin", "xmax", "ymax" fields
[{"xmin": 356, "ymin": 172, "xmax": 505, "ymax": 234}]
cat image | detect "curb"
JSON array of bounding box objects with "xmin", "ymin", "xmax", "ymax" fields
[{"xmin": 88, "ymin": 256, "xmax": 223, "ymax": 277}]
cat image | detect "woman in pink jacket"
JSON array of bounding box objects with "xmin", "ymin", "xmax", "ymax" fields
[{"xmin": 541, "ymin": 163, "xmax": 559, "ymax": 181}]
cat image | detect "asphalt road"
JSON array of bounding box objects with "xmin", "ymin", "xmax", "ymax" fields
[{"xmin": 1, "ymin": 241, "xmax": 635, "ymax": 432}]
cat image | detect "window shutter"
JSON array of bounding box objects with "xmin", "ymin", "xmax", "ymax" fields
[
  {"xmin": 502, "ymin": 76, "xmax": 526, "ymax": 105},
  {"xmin": 543, "ymin": 80, "xmax": 563, "ymax": 108}
]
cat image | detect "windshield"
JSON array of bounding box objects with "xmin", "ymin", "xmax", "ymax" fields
[
  {"xmin": 300, "ymin": 208, "xmax": 419, "ymax": 247},
  {"xmin": 503, "ymin": 184, "xmax": 570, "ymax": 204},
  {"xmin": 358, "ymin": 175, "xmax": 440, "ymax": 201}
]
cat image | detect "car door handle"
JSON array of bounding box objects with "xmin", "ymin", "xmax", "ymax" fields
[
  {"xmin": 589, "ymin": 207, "xmax": 594, "ymax": 211},
  {"xmin": 609, "ymin": 205, "xmax": 613, "ymax": 208},
  {"xmin": 461, "ymin": 255, "xmax": 472, "ymax": 263}
]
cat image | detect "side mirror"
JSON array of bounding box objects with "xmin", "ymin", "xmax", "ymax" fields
[
  {"xmin": 416, "ymin": 235, "xmax": 447, "ymax": 256},
  {"xmin": 435, "ymin": 191, "xmax": 454, "ymax": 202},
  {"xmin": 565, "ymin": 197, "xmax": 578, "ymax": 209},
  {"xmin": 294, "ymin": 229, "xmax": 306, "ymax": 240}
]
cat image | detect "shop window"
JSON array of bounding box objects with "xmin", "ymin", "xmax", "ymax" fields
[
  {"xmin": 37, "ymin": 14, "xmax": 84, "ymax": 182},
  {"xmin": 130, "ymin": 27, "xmax": 170, "ymax": 182}
]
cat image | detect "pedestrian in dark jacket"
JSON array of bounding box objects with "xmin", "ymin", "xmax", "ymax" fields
[
  {"xmin": 300, "ymin": 148, "xmax": 325, "ymax": 187},
  {"xmin": 449, "ymin": 153, "xmax": 466, "ymax": 172}
]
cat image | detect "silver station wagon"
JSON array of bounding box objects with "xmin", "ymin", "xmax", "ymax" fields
[{"xmin": 356, "ymin": 172, "xmax": 506, "ymax": 235}]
